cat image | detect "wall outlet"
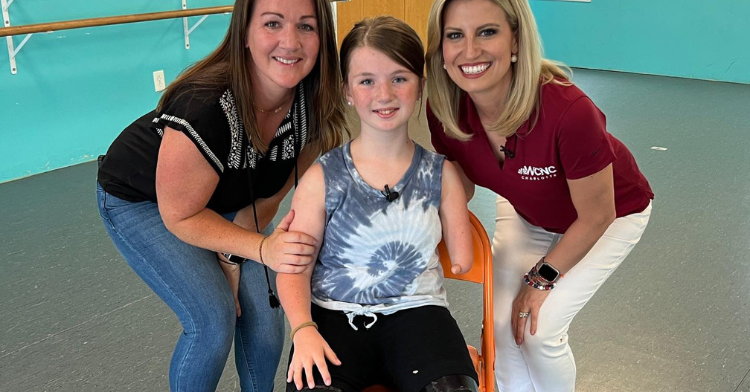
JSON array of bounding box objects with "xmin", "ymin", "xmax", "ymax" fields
[{"xmin": 153, "ymin": 70, "xmax": 166, "ymax": 92}]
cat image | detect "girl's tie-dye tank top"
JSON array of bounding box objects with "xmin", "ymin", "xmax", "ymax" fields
[{"xmin": 311, "ymin": 142, "xmax": 448, "ymax": 329}]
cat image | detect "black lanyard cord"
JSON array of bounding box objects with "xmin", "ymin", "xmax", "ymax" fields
[
  {"xmin": 245, "ymin": 101, "xmax": 302, "ymax": 310},
  {"xmin": 252, "ymin": 198, "xmax": 281, "ymax": 309}
]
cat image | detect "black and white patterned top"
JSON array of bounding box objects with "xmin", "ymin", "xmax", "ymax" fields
[{"xmin": 98, "ymin": 83, "xmax": 309, "ymax": 213}]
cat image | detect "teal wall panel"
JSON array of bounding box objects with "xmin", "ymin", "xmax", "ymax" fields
[
  {"xmin": 2, "ymin": 0, "xmax": 749, "ymax": 182},
  {"xmin": 0, "ymin": 1, "xmax": 231, "ymax": 183},
  {"xmin": 530, "ymin": 0, "xmax": 750, "ymax": 84}
]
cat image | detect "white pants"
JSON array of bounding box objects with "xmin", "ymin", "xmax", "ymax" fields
[{"xmin": 492, "ymin": 196, "xmax": 652, "ymax": 392}]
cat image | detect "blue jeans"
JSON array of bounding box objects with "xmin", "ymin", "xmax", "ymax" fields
[{"xmin": 96, "ymin": 183, "xmax": 284, "ymax": 392}]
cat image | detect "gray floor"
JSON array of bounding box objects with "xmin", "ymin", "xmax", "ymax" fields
[{"xmin": 1, "ymin": 69, "xmax": 749, "ymax": 391}]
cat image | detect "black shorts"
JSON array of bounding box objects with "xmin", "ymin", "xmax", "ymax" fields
[{"xmin": 286, "ymin": 304, "xmax": 478, "ymax": 392}]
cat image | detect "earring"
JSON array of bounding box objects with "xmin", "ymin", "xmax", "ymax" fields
[
  {"xmin": 511, "ymin": 54, "xmax": 518, "ymax": 63},
  {"xmin": 347, "ymin": 101, "xmax": 352, "ymax": 106},
  {"xmin": 443, "ymin": 63, "xmax": 447, "ymax": 70}
]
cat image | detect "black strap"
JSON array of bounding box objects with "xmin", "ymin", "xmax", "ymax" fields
[
  {"xmin": 245, "ymin": 98, "xmax": 302, "ymax": 310},
  {"xmin": 252, "ymin": 199, "xmax": 281, "ymax": 309}
]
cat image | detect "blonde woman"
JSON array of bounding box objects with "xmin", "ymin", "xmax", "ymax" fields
[
  {"xmin": 425, "ymin": 0, "xmax": 654, "ymax": 390},
  {"xmin": 96, "ymin": 0, "xmax": 347, "ymax": 390}
]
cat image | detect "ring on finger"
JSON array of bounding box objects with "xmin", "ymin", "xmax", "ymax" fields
[{"xmin": 518, "ymin": 311, "xmax": 530, "ymax": 318}]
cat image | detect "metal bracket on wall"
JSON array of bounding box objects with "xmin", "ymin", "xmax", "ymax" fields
[
  {"xmin": 0, "ymin": 2, "xmax": 232, "ymax": 74},
  {"xmin": 182, "ymin": 0, "xmax": 211, "ymax": 50},
  {"xmin": 2, "ymin": 0, "xmax": 32, "ymax": 74}
]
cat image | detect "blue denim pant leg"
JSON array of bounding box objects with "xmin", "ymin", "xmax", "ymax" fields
[
  {"xmin": 235, "ymin": 238, "xmax": 284, "ymax": 392},
  {"xmin": 97, "ymin": 184, "xmax": 283, "ymax": 392}
]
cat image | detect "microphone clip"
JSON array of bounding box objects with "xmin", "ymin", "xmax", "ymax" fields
[
  {"xmin": 500, "ymin": 145, "xmax": 515, "ymax": 159},
  {"xmin": 381, "ymin": 184, "xmax": 400, "ymax": 202}
]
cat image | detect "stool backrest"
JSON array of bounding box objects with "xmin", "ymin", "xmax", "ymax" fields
[{"xmin": 437, "ymin": 211, "xmax": 494, "ymax": 392}]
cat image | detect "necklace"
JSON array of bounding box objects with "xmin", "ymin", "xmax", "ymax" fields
[
  {"xmin": 254, "ymin": 94, "xmax": 293, "ymax": 114},
  {"xmin": 256, "ymin": 104, "xmax": 284, "ymax": 114}
]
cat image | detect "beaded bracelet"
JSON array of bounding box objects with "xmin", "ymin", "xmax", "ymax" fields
[
  {"xmin": 523, "ymin": 265, "xmax": 556, "ymax": 290},
  {"xmin": 524, "ymin": 273, "xmax": 555, "ymax": 290}
]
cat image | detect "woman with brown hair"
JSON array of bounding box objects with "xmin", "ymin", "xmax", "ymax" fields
[
  {"xmin": 95, "ymin": 0, "xmax": 347, "ymax": 390},
  {"xmin": 425, "ymin": 0, "xmax": 654, "ymax": 390}
]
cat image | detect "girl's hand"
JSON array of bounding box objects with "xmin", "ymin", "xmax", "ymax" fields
[
  {"xmin": 287, "ymin": 328, "xmax": 341, "ymax": 390},
  {"xmin": 262, "ymin": 210, "xmax": 317, "ymax": 273},
  {"xmin": 511, "ymin": 284, "xmax": 551, "ymax": 345},
  {"xmin": 217, "ymin": 254, "xmax": 241, "ymax": 317}
]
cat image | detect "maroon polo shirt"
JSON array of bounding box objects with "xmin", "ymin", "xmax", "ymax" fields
[{"xmin": 428, "ymin": 81, "xmax": 653, "ymax": 234}]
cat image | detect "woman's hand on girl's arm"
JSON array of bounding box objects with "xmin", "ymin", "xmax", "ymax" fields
[
  {"xmin": 439, "ymin": 161, "xmax": 473, "ymax": 274},
  {"xmin": 261, "ymin": 210, "xmax": 317, "ymax": 273},
  {"xmin": 277, "ymin": 163, "xmax": 340, "ymax": 388},
  {"xmin": 512, "ymin": 164, "xmax": 616, "ymax": 344},
  {"xmin": 234, "ymin": 139, "xmax": 323, "ymax": 232},
  {"xmin": 154, "ymin": 127, "xmax": 313, "ymax": 267},
  {"xmin": 235, "ymin": 140, "xmax": 323, "ymax": 272},
  {"xmin": 238, "ymin": 140, "xmax": 326, "ymax": 269},
  {"xmin": 214, "ymin": 141, "xmax": 324, "ymax": 315}
]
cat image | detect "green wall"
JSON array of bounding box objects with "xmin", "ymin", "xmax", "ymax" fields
[
  {"xmin": 2, "ymin": 0, "xmax": 748, "ymax": 182},
  {"xmin": 0, "ymin": 1, "xmax": 231, "ymax": 183},
  {"xmin": 530, "ymin": 0, "xmax": 750, "ymax": 84}
]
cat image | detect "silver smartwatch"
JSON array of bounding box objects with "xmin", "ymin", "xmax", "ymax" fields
[{"xmin": 537, "ymin": 257, "xmax": 561, "ymax": 283}]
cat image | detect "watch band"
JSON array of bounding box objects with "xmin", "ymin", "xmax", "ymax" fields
[{"xmin": 220, "ymin": 252, "xmax": 246, "ymax": 264}]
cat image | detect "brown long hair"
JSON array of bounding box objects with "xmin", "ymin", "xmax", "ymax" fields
[
  {"xmin": 426, "ymin": 0, "xmax": 570, "ymax": 140},
  {"xmin": 158, "ymin": 0, "xmax": 348, "ymax": 154},
  {"xmin": 339, "ymin": 16, "xmax": 425, "ymax": 84},
  {"xmin": 339, "ymin": 16, "xmax": 426, "ymax": 120}
]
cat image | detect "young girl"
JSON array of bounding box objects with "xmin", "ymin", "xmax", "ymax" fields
[{"xmin": 277, "ymin": 16, "xmax": 480, "ymax": 392}]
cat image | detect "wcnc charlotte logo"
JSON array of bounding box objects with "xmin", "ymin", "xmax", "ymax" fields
[{"xmin": 518, "ymin": 165, "xmax": 558, "ymax": 181}]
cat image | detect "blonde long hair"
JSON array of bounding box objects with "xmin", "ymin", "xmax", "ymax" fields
[
  {"xmin": 158, "ymin": 0, "xmax": 348, "ymax": 154},
  {"xmin": 426, "ymin": 0, "xmax": 570, "ymax": 140}
]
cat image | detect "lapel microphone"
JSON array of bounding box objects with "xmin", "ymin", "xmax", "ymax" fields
[
  {"xmin": 381, "ymin": 185, "xmax": 400, "ymax": 202},
  {"xmin": 500, "ymin": 145, "xmax": 515, "ymax": 159}
]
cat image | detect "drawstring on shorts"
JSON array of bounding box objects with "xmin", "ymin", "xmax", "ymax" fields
[{"xmin": 345, "ymin": 307, "xmax": 378, "ymax": 330}]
